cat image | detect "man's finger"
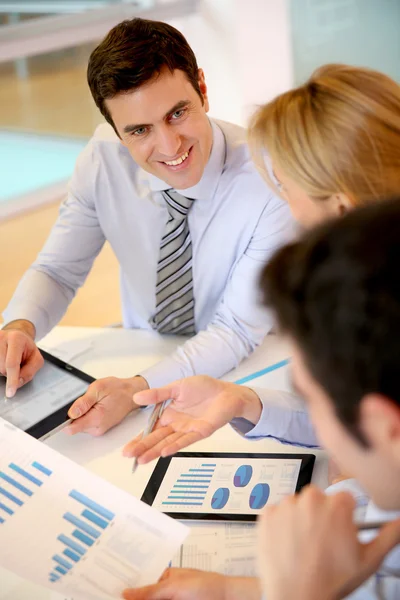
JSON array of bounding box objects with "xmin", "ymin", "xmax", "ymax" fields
[
  {"xmin": 160, "ymin": 431, "xmax": 204, "ymax": 457},
  {"xmin": 5, "ymin": 341, "xmax": 25, "ymax": 398},
  {"xmin": 68, "ymin": 388, "xmax": 99, "ymax": 419},
  {"xmin": 65, "ymin": 410, "xmax": 105, "ymax": 436},
  {"xmin": 134, "ymin": 384, "xmax": 178, "ymax": 408},
  {"xmin": 138, "ymin": 430, "xmax": 203, "ymax": 464},
  {"xmin": 122, "ymin": 581, "xmax": 171, "ymax": 600},
  {"xmin": 122, "ymin": 426, "xmax": 174, "ymax": 458},
  {"xmin": 19, "ymin": 351, "xmax": 45, "ymax": 387}
]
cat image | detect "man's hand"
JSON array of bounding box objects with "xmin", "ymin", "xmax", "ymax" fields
[
  {"xmin": 122, "ymin": 376, "xmax": 262, "ymax": 464},
  {"xmin": 122, "ymin": 568, "xmax": 261, "ymax": 600},
  {"xmin": 258, "ymin": 485, "xmax": 400, "ymax": 600},
  {"xmin": 0, "ymin": 320, "xmax": 44, "ymax": 398},
  {"xmin": 66, "ymin": 375, "xmax": 149, "ymax": 436}
]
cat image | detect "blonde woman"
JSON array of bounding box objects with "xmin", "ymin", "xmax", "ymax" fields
[
  {"xmin": 123, "ymin": 65, "xmax": 400, "ymax": 600},
  {"xmin": 249, "ymin": 63, "xmax": 400, "ymax": 227}
]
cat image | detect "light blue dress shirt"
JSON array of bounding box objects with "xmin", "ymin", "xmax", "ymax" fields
[{"xmin": 2, "ymin": 119, "xmax": 294, "ymax": 388}]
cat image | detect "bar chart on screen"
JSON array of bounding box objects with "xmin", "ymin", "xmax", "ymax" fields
[
  {"xmin": 0, "ymin": 418, "xmax": 187, "ymax": 600},
  {"xmin": 161, "ymin": 463, "xmax": 216, "ymax": 508}
]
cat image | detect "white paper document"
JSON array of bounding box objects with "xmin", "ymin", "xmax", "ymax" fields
[
  {"xmin": 172, "ymin": 522, "xmax": 258, "ymax": 576},
  {"xmin": 0, "ymin": 418, "xmax": 188, "ymax": 600}
]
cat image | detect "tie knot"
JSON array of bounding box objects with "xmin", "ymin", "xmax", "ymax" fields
[{"xmin": 163, "ymin": 189, "xmax": 194, "ymax": 220}]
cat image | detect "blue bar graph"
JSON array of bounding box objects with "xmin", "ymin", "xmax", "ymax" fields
[
  {"xmin": 49, "ymin": 490, "xmax": 114, "ymax": 582},
  {"xmin": 0, "ymin": 516, "xmax": 4, "ymax": 524},
  {"xmin": 0, "ymin": 486, "xmax": 23, "ymax": 506},
  {"xmin": 161, "ymin": 463, "xmax": 216, "ymax": 508},
  {"xmin": 167, "ymin": 496, "xmax": 205, "ymax": 500},
  {"xmin": 64, "ymin": 548, "xmax": 80, "ymax": 563},
  {"xmin": 177, "ymin": 479, "xmax": 212, "ymax": 484},
  {"xmin": 0, "ymin": 472, "xmax": 33, "ymax": 496},
  {"xmin": 57, "ymin": 534, "xmax": 86, "ymax": 556},
  {"xmin": 9, "ymin": 464, "xmax": 42, "ymax": 486},
  {"xmin": 170, "ymin": 490, "xmax": 207, "ymax": 495},
  {"xmin": 63, "ymin": 513, "xmax": 100, "ymax": 539},
  {"xmin": 180, "ymin": 474, "xmax": 212, "ymax": 478},
  {"xmin": 0, "ymin": 460, "xmax": 52, "ymax": 525},
  {"xmin": 81, "ymin": 509, "xmax": 108, "ymax": 529},
  {"xmin": 69, "ymin": 490, "xmax": 115, "ymax": 521},
  {"xmin": 53, "ymin": 554, "xmax": 72, "ymax": 571},
  {"xmin": 173, "ymin": 485, "xmax": 208, "ymax": 489},
  {"xmin": 50, "ymin": 573, "xmax": 60, "ymax": 581},
  {"xmin": 72, "ymin": 529, "xmax": 94, "ymax": 547},
  {"xmin": 0, "ymin": 502, "xmax": 13, "ymax": 515},
  {"xmin": 188, "ymin": 469, "xmax": 215, "ymax": 473},
  {"xmin": 162, "ymin": 502, "xmax": 203, "ymax": 506},
  {"xmin": 32, "ymin": 462, "xmax": 52, "ymax": 476}
]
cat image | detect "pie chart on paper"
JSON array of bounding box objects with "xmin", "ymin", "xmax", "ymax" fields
[
  {"xmin": 211, "ymin": 487, "xmax": 230, "ymax": 510},
  {"xmin": 233, "ymin": 465, "xmax": 253, "ymax": 487},
  {"xmin": 249, "ymin": 483, "xmax": 270, "ymax": 509}
]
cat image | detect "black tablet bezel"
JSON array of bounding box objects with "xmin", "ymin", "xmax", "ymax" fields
[
  {"xmin": 23, "ymin": 348, "xmax": 95, "ymax": 439},
  {"xmin": 141, "ymin": 451, "xmax": 316, "ymax": 522}
]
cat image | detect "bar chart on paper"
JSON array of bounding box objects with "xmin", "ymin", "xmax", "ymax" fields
[
  {"xmin": 0, "ymin": 460, "xmax": 52, "ymax": 524},
  {"xmin": 0, "ymin": 418, "xmax": 188, "ymax": 600},
  {"xmin": 48, "ymin": 490, "xmax": 115, "ymax": 583}
]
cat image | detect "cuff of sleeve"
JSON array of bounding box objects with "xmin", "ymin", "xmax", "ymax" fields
[
  {"xmin": 231, "ymin": 389, "xmax": 320, "ymax": 448},
  {"xmin": 2, "ymin": 302, "xmax": 50, "ymax": 341}
]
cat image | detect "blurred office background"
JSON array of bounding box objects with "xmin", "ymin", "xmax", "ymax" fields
[{"xmin": 0, "ymin": 0, "xmax": 399, "ymax": 327}]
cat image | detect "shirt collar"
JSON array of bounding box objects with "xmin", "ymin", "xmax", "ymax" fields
[{"xmin": 144, "ymin": 119, "xmax": 226, "ymax": 200}]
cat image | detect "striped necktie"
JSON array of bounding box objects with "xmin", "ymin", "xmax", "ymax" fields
[{"xmin": 151, "ymin": 189, "xmax": 196, "ymax": 335}]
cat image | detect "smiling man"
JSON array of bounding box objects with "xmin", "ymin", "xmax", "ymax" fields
[{"xmin": 1, "ymin": 18, "xmax": 292, "ymax": 434}]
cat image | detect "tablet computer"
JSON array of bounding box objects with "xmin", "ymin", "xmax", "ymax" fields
[
  {"xmin": 0, "ymin": 348, "xmax": 94, "ymax": 440},
  {"xmin": 141, "ymin": 451, "xmax": 315, "ymax": 522}
]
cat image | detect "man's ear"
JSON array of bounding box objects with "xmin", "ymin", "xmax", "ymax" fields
[
  {"xmin": 360, "ymin": 393, "xmax": 400, "ymax": 458},
  {"xmin": 197, "ymin": 68, "xmax": 209, "ymax": 112}
]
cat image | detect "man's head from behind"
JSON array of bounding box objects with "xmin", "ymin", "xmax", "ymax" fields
[
  {"xmin": 87, "ymin": 18, "xmax": 212, "ymax": 189},
  {"xmin": 261, "ymin": 198, "xmax": 400, "ymax": 510}
]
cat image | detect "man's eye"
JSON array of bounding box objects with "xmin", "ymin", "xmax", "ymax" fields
[
  {"xmin": 171, "ymin": 109, "xmax": 185, "ymax": 120},
  {"xmin": 133, "ymin": 127, "xmax": 147, "ymax": 136}
]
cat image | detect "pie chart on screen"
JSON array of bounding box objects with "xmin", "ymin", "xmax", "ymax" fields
[
  {"xmin": 249, "ymin": 483, "xmax": 270, "ymax": 509},
  {"xmin": 211, "ymin": 487, "xmax": 230, "ymax": 509},
  {"xmin": 233, "ymin": 465, "xmax": 253, "ymax": 487}
]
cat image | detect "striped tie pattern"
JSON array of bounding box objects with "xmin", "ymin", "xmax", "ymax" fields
[{"xmin": 151, "ymin": 189, "xmax": 196, "ymax": 335}]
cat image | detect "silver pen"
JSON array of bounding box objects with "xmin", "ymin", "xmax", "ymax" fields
[
  {"xmin": 357, "ymin": 520, "xmax": 394, "ymax": 531},
  {"xmin": 132, "ymin": 401, "xmax": 166, "ymax": 474}
]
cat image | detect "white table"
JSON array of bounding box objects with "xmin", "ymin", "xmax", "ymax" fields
[{"xmin": 0, "ymin": 327, "xmax": 327, "ymax": 599}]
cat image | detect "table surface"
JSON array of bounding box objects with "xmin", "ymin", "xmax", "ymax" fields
[{"xmin": 1, "ymin": 326, "xmax": 327, "ymax": 600}]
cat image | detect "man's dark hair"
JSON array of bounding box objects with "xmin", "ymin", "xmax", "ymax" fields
[
  {"xmin": 260, "ymin": 198, "xmax": 400, "ymax": 441},
  {"xmin": 87, "ymin": 18, "xmax": 202, "ymax": 135}
]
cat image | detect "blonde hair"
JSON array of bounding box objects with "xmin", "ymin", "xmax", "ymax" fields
[{"xmin": 249, "ymin": 64, "xmax": 400, "ymax": 204}]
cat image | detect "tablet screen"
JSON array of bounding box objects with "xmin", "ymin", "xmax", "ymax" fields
[
  {"xmin": 0, "ymin": 357, "xmax": 90, "ymax": 436},
  {"xmin": 142, "ymin": 452, "xmax": 315, "ymax": 522}
]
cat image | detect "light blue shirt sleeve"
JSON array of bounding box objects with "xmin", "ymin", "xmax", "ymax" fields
[{"xmin": 231, "ymin": 388, "xmax": 319, "ymax": 448}]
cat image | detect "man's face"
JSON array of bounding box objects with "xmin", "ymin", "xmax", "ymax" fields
[
  {"xmin": 106, "ymin": 68, "xmax": 213, "ymax": 189},
  {"xmin": 291, "ymin": 342, "xmax": 400, "ymax": 510}
]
